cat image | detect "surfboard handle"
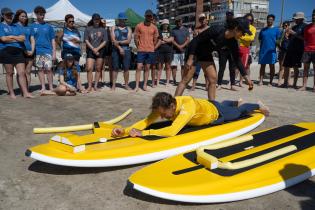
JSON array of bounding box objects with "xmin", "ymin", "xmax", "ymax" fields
[
  {"xmin": 197, "ymin": 145, "xmax": 297, "ymax": 170},
  {"xmin": 33, "ymin": 108, "xmax": 132, "ymax": 134}
]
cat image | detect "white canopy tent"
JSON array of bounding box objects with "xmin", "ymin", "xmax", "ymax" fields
[{"xmin": 28, "ymin": 0, "xmax": 115, "ymax": 27}]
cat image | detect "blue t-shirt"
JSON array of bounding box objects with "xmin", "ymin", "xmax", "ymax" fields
[
  {"xmin": 58, "ymin": 65, "xmax": 81, "ymax": 87},
  {"xmin": 259, "ymin": 26, "xmax": 281, "ymax": 64},
  {"xmin": 0, "ymin": 22, "xmax": 24, "ymax": 50},
  {"xmin": 62, "ymin": 27, "xmax": 81, "ymax": 54},
  {"xmin": 15, "ymin": 23, "xmax": 34, "ymax": 51},
  {"xmin": 31, "ymin": 22, "xmax": 55, "ymax": 55}
]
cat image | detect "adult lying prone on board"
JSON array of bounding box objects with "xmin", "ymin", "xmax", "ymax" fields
[{"xmin": 111, "ymin": 92, "xmax": 269, "ymax": 138}]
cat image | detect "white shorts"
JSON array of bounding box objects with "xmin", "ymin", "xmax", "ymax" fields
[
  {"xmin": 35, "ymin": 54, "xmax": 53, "ymax": 69},
  {"xmin": 171, "ymin": 53, "xmax": 185, "ymax": 67}
]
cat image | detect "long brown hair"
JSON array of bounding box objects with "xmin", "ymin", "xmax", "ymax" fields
[
  {"xmin": 13, "ymin": 9, "xmax": 28, "ymax": 26},
  {"xmin": 61, "ymin": 60, "xmax": 78, "ymax": 82}
]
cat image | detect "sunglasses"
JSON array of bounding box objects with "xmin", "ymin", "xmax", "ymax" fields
[{"xmin": 68, "ymin": 20, "xmax": 74, "ymax": 23}]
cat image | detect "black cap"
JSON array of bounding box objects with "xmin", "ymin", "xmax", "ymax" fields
[
  {"xmin": 64, "ymin": 53, "xmax": 74, "ymax": 60},
  {"xmin": 226, "ymin": 10, "xmax": 234, "ymax": 16},
  {"xmin": 1, "ymin": 7, "xmax": 14, "ymax": 16},
  {"xmin": 235, "ymin": 17, "xmax": 252, "ymax": 35},
  {"xmin": 92, "ymin": 13, "xmax": 101, "ymax": 20},
  {"xmin": 145, "ymin": 9, "xmax": 154, "ymax": 16}
]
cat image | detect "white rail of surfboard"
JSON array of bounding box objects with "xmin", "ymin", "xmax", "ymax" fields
[{"xmin": 33, "ymin": 108, "xmax": 132, "ymax": 134}]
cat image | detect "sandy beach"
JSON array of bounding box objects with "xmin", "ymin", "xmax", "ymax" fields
[{"xmin": 0, "ymin": 62, "xmax": 314, "ymax": 210}]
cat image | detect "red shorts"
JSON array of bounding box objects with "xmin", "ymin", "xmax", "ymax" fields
[{"xmin": 239, "ymin": 46, "xmax": 250, "ymax": 69}]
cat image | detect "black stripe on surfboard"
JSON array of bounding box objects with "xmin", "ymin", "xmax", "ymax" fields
[{"xmin": 176, "ymin": 125, "xmax": 308, "ymax": 175}]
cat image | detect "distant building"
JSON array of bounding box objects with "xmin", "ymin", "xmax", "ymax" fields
[
  {"xmin": 157, "ymin": 0, "xmax": 211, "ymax": 26},
  {"xmin": 157, "ymin": 0, "xmax": 269, "ymax": 29},
  {"xmin": 209, "ymin": 0, "xmax": 269, "ymax": 29}
]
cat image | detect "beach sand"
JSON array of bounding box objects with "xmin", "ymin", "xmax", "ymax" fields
[{"xmin": 0, "ymin": 62, "xmax": 314, "ymax": 209}]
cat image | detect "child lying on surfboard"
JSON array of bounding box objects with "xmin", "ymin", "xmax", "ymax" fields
[{"xmin": 112, "ymin": 92, "xmax": 269, "ymax": 137}]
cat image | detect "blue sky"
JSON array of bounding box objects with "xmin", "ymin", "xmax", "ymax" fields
[{"xmin": 1, "ymin": 0, "xmax": 314, "ymax": 22}]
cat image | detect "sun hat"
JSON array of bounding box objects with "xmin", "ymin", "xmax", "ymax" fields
[
  {"xmin": 161, "ymin": 19, "xmax": 169, "ymax": 25},
  {"xmin": 292, "ymin": 12, "xmax": 305, "ymax": 20}
]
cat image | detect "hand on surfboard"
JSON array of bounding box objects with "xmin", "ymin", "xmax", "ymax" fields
[
  {"xmin": 111, "ymin": 128, "xmax": 125, "ymax": 137},
  {"xmin": 129, "ymin": 128, "xmax": 143, "ymax": 137}
]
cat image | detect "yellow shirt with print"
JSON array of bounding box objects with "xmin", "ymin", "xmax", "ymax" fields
[
  {"xmin": 125, "ymin": 96, "xmax": 219, "ymax": 137},
  {"xmin": 239, "ymin": 24, "xmax": 256, "ymax": 47}
]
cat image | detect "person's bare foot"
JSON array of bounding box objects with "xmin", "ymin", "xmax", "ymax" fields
[
  {"xmin": 143, "ymin": 86, "xmax": 149, "ymax": 91},
  {"xmin": 94, "ymin": 87, "xmax": 101, "ymax": 92},
  {"xmin": 258, "ymin": 81, "xmax": 263, "ymax": 86},
  {"xmin": 9, "ymin": 94, "xmax": 17, "ymax": 99},
  {"xmin": 267, "ymin": 83, "xmax": 272, "ymax": 87},
  {"xmin": 298, "ymin": 86, "xmax": 306, "ymax": 91},
  {"xmin": 134, "ymin": 87, "xmax": 140, "ymax": 92},
  {"xmin": 40, "ymin": 90, "xmax": 56, "ymax": 96},
  {"xmin": 230, "ymin": 85, "xmax": 237, "ymax": 91},
  {"xmin": 86, "ymin": 87, "xmax": 93, "ymax": 93},
  {"xmin": 217, "ymin": 85, "xmax": 222, "ymax": 90},
  {"xmin": 258, "ymin": 100, "xmax": 270, "ymax": 116},
  {"xmin": 24, "ymin": 93, "xmax": 35, "ymax": 98},
  {"xmin": 124, "ymin": 85, "xmax": 132, "ymax": 91},
  {"xmin": 237, "ymin": 98, "xmax": 244, "ymax": 107},
  {"xmin": 248, "ymin": 81, "xmax": 254, "ymax": 91}
]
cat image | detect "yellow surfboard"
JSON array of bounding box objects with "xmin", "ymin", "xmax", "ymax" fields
[
  {"xmin": 129, "ymin": 122, "xmax": 315, "ymax": 203},
  {"xmin": 26, "ymin": 113, "xmax": 264, "ymax": 167}
]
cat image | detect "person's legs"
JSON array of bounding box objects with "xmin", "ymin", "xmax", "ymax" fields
[
  {"xmin": 171, "ymin": 54, "xmax": 179, "ymax": 84},
  {"xmin": 157, "ymin": 63, "xmax": 163, "ymax": 86},
  {"xmin": 269, "ymin": 64, "xmax": 275, "ymax": 86},
  {"xmin": 111, "ymin": 70, "xmax": 118, "ymax": 91},
  {"xmin": 299, "ymin": 62, "xmax": 309, "ymax": 91},
  {"xmin": 201, "ymin": 62, "xmax": 217, "ymax": 100},
  {"xmin": 94, "ymin": 58, "xmax": 104, "ymax": 91},
  {"xmin": 191, "ymin": 63, "xmax": 201, "ymax": 91},
  {"xmin": 293, "ymin": 67, "xmax": 299, "ymax": 88},
  {"xmin": 143, "ymin": 63, "xmax": 150, "ymax": 91},
  {"xmin": 4, "ymin": 64, "xmax": 16, "ymax": 99},
  {"xmin": 174, "ymin": 64, "xmax": 195, "ymax": 96},
  {"xmin": 217, "ymin": 50, "xmax": 228, "ymax": 88},
  {"xmin": 46, "ymin": 68, "xmax": 54, "ymax": 91},
  {"xmin": 15, "ymin": 63, "xmax": 33, "ymax": 98},
  {"xmin": 259, "ymin": 64, "xmax": 266, "ymax": 85},
  {"xmin": 122, "ymin": 50, "xmax": 131, "ymax": 90},
  {"xmin": 151, "ymin": 63, "xmax": 156, "ymax": 88},
  {"xmin": 25, "ymin": 59, "xmax": 33, "ymax": 89},
  {"xmin": 278, "ymin": 52, "xmax": 285, "ymax": 86},
  {"xmin": 86, "ymin": 58, "xmax": 95, "ymax": 92},
  {"xmin": 135, "ymin": 62, "xmax": 143, "ymax": 91}
]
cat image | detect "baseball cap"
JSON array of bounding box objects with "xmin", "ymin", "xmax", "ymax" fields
[
  {"xmin": 145, "ymin": 9, "xmax": 154, "ymax": 16},
  {"xmin": 64, "ymin": 53, "xmax": 74, "ymax": 60},
  {"xmin": 117, "ymin": 12, "xmax": 127, "ymax": 20},
  {"xmin": 161, "ymin": 19, "xmax": 169, "ymax": 25},
  {"xmin": 92, "ymin": 13, "xmax": 101, "ymax": 20},
  {"xmin": 198, "ymin": 13, "xmax": 206, "ymax": 18},
  {"xmin": 175, "ymin": 16, "xmax": 182, "ymax": 21},
  {"xmin": 226, "ymin": 10, "xmax": 234, "ymax": 16},
  {"xmin": 1, "ymin": 7, "xmax": 14, "ymax": 16},
  {"xmin": 235, "ymin": 17, "xmax": 252, "ymax": 35}
]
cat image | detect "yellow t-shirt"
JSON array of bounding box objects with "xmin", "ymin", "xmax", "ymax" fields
[
  {"xmin": 239, "ymin": 24, "xmax": 256, "ymax": 47},
  {"xmin": 125, "ymin": 96, "xmax": 219, "ymax": 137}
]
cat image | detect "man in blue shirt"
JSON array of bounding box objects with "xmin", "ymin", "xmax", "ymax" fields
[{"xmin": 31, "ymin": 6, "xmax": 56, "ymax": 94}]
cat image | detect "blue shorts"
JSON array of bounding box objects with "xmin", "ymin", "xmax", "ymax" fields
[
  {"xmin": 137, "ymin": 52, "xmax": 156, "ymax": 65},
  {"xmin": 112, "ymin": 48, "xmax": 131, "ymax": 71}
]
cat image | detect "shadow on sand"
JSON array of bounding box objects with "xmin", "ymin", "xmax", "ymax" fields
[
  {"xmin": 280, "ymin": 163, "xmax": 315, "ymax": 210},
  {"xmin": 28, "ymin": 160, "xmax": 151, "ymax": 175}
]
